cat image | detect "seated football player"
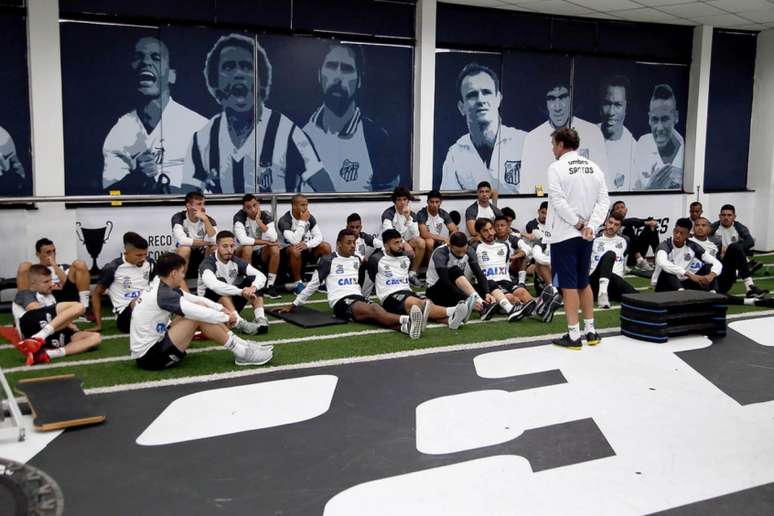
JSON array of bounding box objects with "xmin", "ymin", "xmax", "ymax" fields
[
  {"xmin": 589, "ymin": 212, "xmax": 637, "ymax": 308},
  {"xmin": 417, "ymin": 190, "xmax": 458, "ymax": 256},
  {"xmin": 471, "ymin": 218, "xmax": 536, "ymax": 321},
  {"xmin": 381, "ymin": 186, "xmax": 425, "ymax": 286},
  {"xmin": 609, "ymin": 200, "xmax": 658, "ymax": 272},
  {"xmin": 233, "ymin": 194, "xmax": 281, "ymax": 299},
  {"xmin": 465, "ymin": 181, "xmax": 502, "ymax": 239},
  {"xmin": 368, "ymin": 229, "xmax": 470, "ymax": 330},
  {"xmin": 652, "ymin": 218, "xmax": 721, "ymax": 292},
  {"xmin": 277, "ymin": 229, "xmax": 426, "ymax": 339},
  {"xmin": 277, "ymin": 194, "xmax": 332, "ymax": 293},
  {"xmin": 91, "ymin": 232, "xmax": 154, "ymax": 333},
  {"xmin": 16, "ymin": 238, "xmax": 91, "ymax": 309},
  {"xmin": 530, "ymin": 237, "xmax": 563, "ymax": 323},
  {"xmin": 14, "ymin": 265, "xmax": 101, "ymax": 365},
  {"xmin": 494, "ymin": 214, "xmax": 531, "ymax": 285},
  {"xmin": 711, "ymin": 203, "xmax": 761, "ymax": 275},
  {"xmin": 197, "ymin": 231, "xmax": 269, "ymax": 335},
  {"xmin": 691, "ymin": 216, "xmax": 767, "ymax": 298},
  {"xmin": 171, "ymin": 191, "xmax": 217, "ymax": 277},
  {"xmin": 130, "ymin": 253, "xmax": 272, "ymax": 370}
]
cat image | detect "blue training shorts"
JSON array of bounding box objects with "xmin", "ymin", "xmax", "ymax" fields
[{"xmin": 550, "ymin": 236, "xmax": 593, "ymax": 290}]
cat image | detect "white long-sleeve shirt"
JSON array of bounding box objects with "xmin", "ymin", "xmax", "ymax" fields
[
  {"xmin": 652, "ymin": 238, "xmax": 722, "ymax": 285},
  {"xmin": 381, "ymin": 206, "xmax": 419, "ymax": 241},
  {"xmin": 233, "ymin": 209, "xmax": 277, "ymax": 246},
  {"xmin": 292, "ymin": 253, "xmax": 364, "ymax": 308},
  {"xmin": 130, "ymin": 278, "xmax": 227, "ymax": 358},
  {"xmin": 277, "ymin": 210, "xmax": 324, "ymax": 248},
  {"xmin": 197, "ymin": 253, "xmax": 266, "ymax": 297},
  {"xmin": 546, "ymin": 150, "xmax": 610, "ymax": 244},
  {"xmin": 171, "ymin": 210, "xmax": 217, "ymax": 247}
]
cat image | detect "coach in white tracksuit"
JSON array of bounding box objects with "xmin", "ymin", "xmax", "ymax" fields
[{"xmin": 546, "ymin": 127, "xmax": 610, "ymax": 348}]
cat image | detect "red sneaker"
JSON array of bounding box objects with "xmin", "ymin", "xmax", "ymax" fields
[
  {"xmin": 31, "ymin": 349, "xmax": 50, "ymax": 365},
  {"xmin": 15, "ymin": 337, "xmax": 44, "ymax": 355}
]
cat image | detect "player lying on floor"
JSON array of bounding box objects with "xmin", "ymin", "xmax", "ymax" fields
[
  {"xmin": 276, "ymin": 229, "xmax": 426, "ymax": 339},
  {"xmin": 197, "ymin": 230, "xmax": 269, "ymax": 336},
  {"xmin": 367, "ymin": 229, "xmax": 470, "ymax": 330},
  {"xmin": 14, "ymin": 264, "xmax": 101, "ymax": 365},
  {"xmin": 130, "ymin": 253, "xmax": 272, "ymax": 370}
]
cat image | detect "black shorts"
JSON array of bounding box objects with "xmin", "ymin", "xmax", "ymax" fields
[
  {"xmin": 184, "ymin": 247, "xmax": 208, "ymax": 278},
  {"xmin": 333, "ymin": 295, "xmax": 370, "ymax": 321},
  {"xmin": 488, "ymin": 279, "xmax": 518, "ymax": 294},
  {"xmin": 116, "ymin": 304, "xmax": 133, "ymax": 333},
  {"xmin": 550, "ymin": 237, "xmax": 593, "ymax": 290},
  {"xmin": 53, "ymin": 279, "xmax": 79, "ymax": 303},
  {"xmin": 136, "ymin": 333, "xmax": 186, "ymax": 370},
  {"xmin": 19, "ymin": 306, "xmax": 74, "ymax": 348},
  {"xmin": 203, "ymin": 277, "xmax": 256, "ymax": 313},
  {"xmin": 382, "ymin": 290, "xmax": 415, "ymax": 315},
  {"xmin": 426, "ymin": 281, "xmax": 467, "ymax": 307}
]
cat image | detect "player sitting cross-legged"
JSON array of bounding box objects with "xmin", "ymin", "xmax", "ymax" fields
[{"xmin": 14, "ymin": 265, "xmax": 101, "ymax": 365}]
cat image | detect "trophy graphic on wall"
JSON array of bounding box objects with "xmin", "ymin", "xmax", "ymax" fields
[{"xmin": 76, "ymin": 221, "xmax": 113, "ymax": 275}]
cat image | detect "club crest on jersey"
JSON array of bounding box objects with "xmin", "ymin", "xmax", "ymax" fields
[
  {"xmin": 258, "ymin": 167, "xmax": 273, "ymax": 192},
  {"xmin": 504, "ymin": 160, "xmax": 521, "ymax": 186},
  {"xmin": 123, "ymin": 277, "xmax": 132, "ymax": 289},
  {"xmin": 339, "ymin": 159, "xmax": 360, "ymax": 182},
  {"xmin": 335, "ymin": 264, "xmax": 345, "ymax": 274},
  {"xmin": 684, "ymin": 252, "xmax": 692, "ymax": 261},
  {"xmin": 616, "ymin": 242, "xmax": 624, "ymax": 249},
  {"xmin": 497, "ymin": 248, "xmax": 505, "ymax": 256},
  {"xmin": 384, "ymin": 264, "xmax": 391, "ymax": 271},
  {"xmin": 435, "ymin": 222, "xmax": 443, "ymax": 233},
  {"xmin": 400, "ymin": 261, "xmax": 408, "ymax": 269}
]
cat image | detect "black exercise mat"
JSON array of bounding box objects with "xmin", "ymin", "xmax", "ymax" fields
[
  {"xmin": 270, "ymin": 305, "xmax": 347, "ymax": 328},
  {"xmin": 16, "ymin": 374, "xmax": 106, "ymax": 431}
]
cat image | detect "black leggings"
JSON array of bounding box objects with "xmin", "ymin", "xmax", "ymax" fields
[
  {"xmin": 623, "ymin": 226, "xmax": 660, "ymax": 267},
  {"xmin": 655, "ymin": 266, "xmax": 716, "ymax": 293},
  {"xmin": 589, "ymin": 251, "xmax": 637, "ymax": 301},
  {"xmin": 718, "ymin": 242, "xmax": 751, "ymax": 294}
]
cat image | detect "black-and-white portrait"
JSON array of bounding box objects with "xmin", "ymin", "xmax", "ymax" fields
[
  {"xmin": 62, "ymin": 23, "xmax": 412, "ymax": 195},
  {"xmin": 0, "ymin": 13, "xmax": 32, "ymax": 197},
  {"xmin": 633, "ymin": 84, "xmax": 684, "ymax": 190},
  {"xmin": 440, "ymin": 63, "xmax": 526, "ymax": 194},
  {"xmin": 102, "ymin": 36, "xmax": 207, "ymax": 194},
  {"xmin": 598, "ymin": 75, "xmax": 637, "ymax": 191}
]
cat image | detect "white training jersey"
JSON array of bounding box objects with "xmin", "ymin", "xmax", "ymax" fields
[
  {"xmin": 440, "ymin": 124, "xmax": 527, "ymax": 193},
  {"xmin": 97, "ymin": 256, "xmax": 153, "ymax": 313},
  {"xmin": 366, "ymin": 251, "xmax": 412, "ymax": 302},
  {"xmin": 130, "ymin": 278, "xmax": 228, "ymax": 358},
  {"xmin": 381, "ymin": 206, "xmax": 419, "ymax": 241},
  {"xmin": 653, "ymin": 238, "xmax": 722, "ymax": 285},
  {"xmin": 546, "ymin": 151, "xmax": 610, "ymax": 244},
  {"xmin": 633, "ymin": 131, "xmax": 684, "ymax": 190},
  {"xmin": 12, "ymin": 290, "xmax": 56, "ymax": 333},
  {"xmin": 688, "ymin": 236, "xmax": 721, "ymax": 273},
  {"xmin": 473, "ymin": 240, "xmax": 511, "ymax": 282},
  {"xmin": 196, "ymin": 253, "xmax": 266, "ymax": 297},
  {"xmin": 714, "ymin": 225, "xmax": 740, "ymax": 249},
  {"xmin": 170, "ymin": 210, "xmax": 217, "ymax": 247},
  {"xmin": 416, "ymin": 207, "xmax": 454, "ymax": 238},
  {"xmin": 293, "ymin": 253, "xmax": 363, "ymax": 308},
  {"xmin": 303, "ymin": 106, "xmax": 373, "ymax": 192},
  {"xmin": 521, "ymin": 118, "xmax": 609, "ymax": 195},
  {"xmin": 102, "ymin": 99, "xmax": 207, "ymax": 189},
  {"xmin": 233, "ymin": 209, "xmax": 277, "ymax": 247},
  {"xmin": 355, "ymin": 233, "xmax": 383, "ymax": 260},
  {"xmin": 183, "ymin": 106, "xmax": 324, "ymax": 194},
  {"xmin": 590, "ymin": 234, "xmax": 628, "ymax": 276},
  {"xmin": 277, "ymin": 211, "xmax": 324, "ymax": 248},
  {"xmin": 599, "ymin": 124, "xmax": 636, "ymax": 192}
]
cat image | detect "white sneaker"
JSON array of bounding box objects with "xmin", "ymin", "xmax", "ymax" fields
[
  {"xmin": 408, "ymin": 304, "xmax": 423, "ymax": 339},
  {"xmin": 236, "ymin": 318, "xmax": 261, "ymax": 335},
  {"xmin": 449, "ymin": 301, "xmax": 468, "ymax": 330},
  {"xmin": 234, "ymin": 341, "xmax": 273, "ymax": 366},
  {"xmin": 421, "ymin": 299, "xmax": 433, "ymax": 332},
  {"xmin": 597, "ymin": 292, "xmax": 610, "ymax": 309},
  {"xmin": 463, "ymin": 294, "xmax": 477, "ymax": 323},
  {"xmin": 638, "ymin": 259, "xmax": 654, "ymax": 272}
]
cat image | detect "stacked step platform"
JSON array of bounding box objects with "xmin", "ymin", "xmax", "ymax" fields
[{"xmin": 620, "ymin": 290, "xmax": 728, "ymax": 343}]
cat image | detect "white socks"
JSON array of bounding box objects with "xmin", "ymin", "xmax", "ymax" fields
[
  {"xmin": 224, "ymin": 332, "xmax": 249, "ymax": 356},
  {"xmin": 598, "ymin": 278, "xmax": 610, "ymax": 296},
  {"xmin": 445, "ymin": 306, "xmax": 456, "ymax": 317},
  {"xmin": 568, "ymin": 323, "xmax": 581, "ymax": 341},
  {"xmin": 399, "ymin": 315, "xmax": 410, "ymax": 334},
  {"xmin": 254, "ymin": 307, "xmax": 265, "ymax": 319},
  {"xmin": 267, "ymin": 273, "xmax": 276, "ymax": 287},
  {"xmin": 32, "ymin": 324, "xmax": 54, "ymax": 341},
  {"xmin": 583, "ymin": 318, "xmax": 595, "ymax": 334},
  {"xmin": 47, "ymin": 348, "xmax": 66, "ymax": 359},
  {"xmin": 79, "ymin": 291, "xmax": 90, "ymax": 309},
  {"xmin": 518, "ymin": 271, "xmax": 527, "ymax": 284},
  {"xmin": 744, "ymin": 277, "xmax": 754, "ymax": 290},
  {"xmin": 499, "ymin": 299, "xmax": 514, "ymax": 313}
]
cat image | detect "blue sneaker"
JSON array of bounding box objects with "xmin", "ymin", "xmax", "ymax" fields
[{"xmin": 293, "ymin": 282, "xmax": 306, "ymax": 295}]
